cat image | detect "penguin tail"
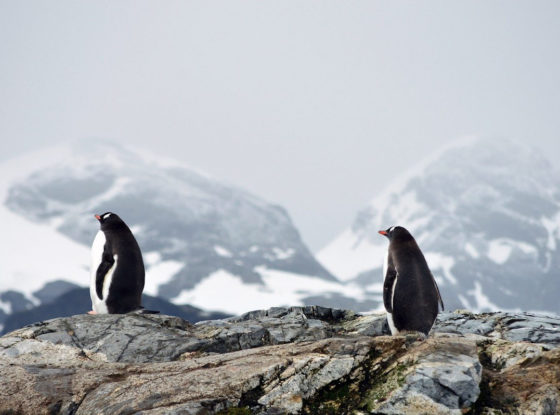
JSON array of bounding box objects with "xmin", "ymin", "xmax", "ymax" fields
[
  {"xmin": 130, "ymin": 306, "xmax": 160, "ymax": 314},
  {"xmin": 139, "ymin": 309, "xmax": 160, "ymax": 314}
]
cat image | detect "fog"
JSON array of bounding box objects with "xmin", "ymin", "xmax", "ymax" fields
[{"xmin": 1, "ymin": 1, "xmax": 559, "ymax": 250}]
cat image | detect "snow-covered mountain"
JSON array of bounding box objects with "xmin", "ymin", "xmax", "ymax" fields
[
  {"xmin": 318, "ymin": 137, "xmax": 560, "ymax": 314},
  {"xmin": 0, "ymin": 140, "xmax": 369, "ymax": 326},
  {"xmin": 3, "ymin": 137, "xmax": 558, "ymax": 327}
]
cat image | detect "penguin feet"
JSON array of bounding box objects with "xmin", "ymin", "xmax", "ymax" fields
[
  {"xmin": 87, "ymin": 310, "xmax": 98, "ymax": 315},
  {"xmin": 401, "ymin": 330, "xmax": 427, "ymax": 346}
]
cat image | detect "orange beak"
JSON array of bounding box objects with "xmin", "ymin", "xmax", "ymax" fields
[
  {"xmin": 94, "ymin": 214, "xmax": 101, "ymax": 220},
  {"xmin": 378, "ymin": 230, "xmax": 387, "ymax": 235}
]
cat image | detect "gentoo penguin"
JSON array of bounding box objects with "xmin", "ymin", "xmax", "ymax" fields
[
  {"xmin": 89, "ymin": 212, "xmax": 145, "ymax": 314},
  {"xmin": 378, "ymin": 226, "xmax": 444, "ymax": 336}
]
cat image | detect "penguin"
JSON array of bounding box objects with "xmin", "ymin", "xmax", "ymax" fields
[
  {"xmin": 378, "ymin": 226, "xmax": 444, "ymax": 336},
  {"xmin": 89, "ymin": 212, "xmax": 145, "ymax": 314}
]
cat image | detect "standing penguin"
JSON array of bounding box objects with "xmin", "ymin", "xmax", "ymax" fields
[
  {"xmin": 378, "ymin": 226, "xmax": 444, "ymax": 336},
  {"xmin": 89, "ymin": 212, "xmax": 145, "ymax": 314}
]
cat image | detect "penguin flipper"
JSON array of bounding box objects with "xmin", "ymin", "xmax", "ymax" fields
[
  {"xmin": 383, "ymin": 255, "xmax": 398, "ymax": 313},
  {"xmin": 96, "ymin": 241, "xmax": 115, "ymax": 300}
]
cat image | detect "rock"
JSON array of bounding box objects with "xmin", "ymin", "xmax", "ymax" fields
[
  {"xmin": 368, "ymin": 335, "xmax": 482, "ymax": 414},
  {"xmin": 435, "ymin": 310, "xmax": 560, "ymax": 349},
  {"xmin": 475, "ymin": 346, "xmax": 560, "ymax": 415},
  {"xmin": 0, "ymin": 307, "xmax": 559, "ymax": 414}
]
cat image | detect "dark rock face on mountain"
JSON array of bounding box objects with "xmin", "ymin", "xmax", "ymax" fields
[
  {"xmin": 0, "ymin": 290, "xmax": 35, "ymax": 325},
  {"xmin": 319, "ymin": 138, "xmax": 560, "ymax": 314},
  {"xmin": 32, "ymin": 280, "xmax": 82, "ymax": 304},
  {"xmin": 1, "ymin": 306, "xmax": 559, "ymax": 414},
  {"xmin": 0, "ymin": 287, "xmax": 230, "ymax": 335}
]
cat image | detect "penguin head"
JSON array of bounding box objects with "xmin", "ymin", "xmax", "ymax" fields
[
  {"xmin": 378, "ymin": 226, "xmax": 409, "ymax": 240},
  {"xmin": 94, "ymin": 212, "xmax": 124, "ymax": 230}
]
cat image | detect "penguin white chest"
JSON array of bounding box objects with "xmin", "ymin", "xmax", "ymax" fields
[
  {"xmin": 90, "ymin": 231, "xmax": 117, "ymax": 314},
  {"xmin": 383, "ymin": 249, "xmax": 399, "ymax": 335}
]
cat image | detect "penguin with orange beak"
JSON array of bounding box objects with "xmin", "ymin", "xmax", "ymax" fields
[{"xmin": 378, "ymin": 226, "xmax": 444, "ymax": 336}]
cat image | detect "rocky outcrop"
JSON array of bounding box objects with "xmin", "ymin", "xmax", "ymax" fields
[{"xmin": 1, "ymin": 307, "xmax": 559, "ymax": 414}]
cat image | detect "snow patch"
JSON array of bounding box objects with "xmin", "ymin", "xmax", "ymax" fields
[
  {"xmin": 144, "ymin": 252, "xmax": 162, "ymax": 266},
  {"xmin": 0, "ymin": 205, "xmax": 90, "ymax": 296},
  {"xmin": 467, "ymin": 281, "xmax": 501, "ymax": 312},
  {"xmin": 0, "ymin": 299, "xmax": 12, "ymax": 314},
  {"xmin": 272, "ymin": 247, "xmax": 295, "ymax": 260},
  {"xmin": 464, "ymin": 242, "xmax": 480, "ymax": 259},
  {"xmin": 424, "ymin": 252, "xmax": 457, "ymax": 285},
  {"xmin": 487, "ymin": 240, "xmax": 513, "ymax": 264},
  {"xmin": 541, "ymin": 214, "xmax": 560, "ymax": 251},
  {"xmin": 364, "ymin": 282, "xmax": 384, "ymax": 293},
  {"xmin": 214, "ymin": 245, "xmax": 233, "ymax": 258},
  {"xmin": 317, "ymin": 229, "xmax": 387, "ymax": 281},
  {"xmin": 460, "ymin": 281, "xmax": 521, "ymax": 313},
  {"xmin": 457, "ymin": 294, "xmax": 471, "ymax": 310},
  {"xmin": 385, "ymin": 191, "xmax": 430, "ymax": 230},
  {"xmin": 514, "ymin": 241, "xmax": 538, "ymax": 255},
  {"xmin": 486, "ymin": 239, "xmax": 537, "ymax": 264},
  {"xmin": 129, "ymin": 225, "xmax": 143, "ymax": 235},
  {"xmin": 172, "ymin": 267, "xmax": 365, "ymax": 315},
  {"xmin": 144, "ymin": 259, "xmax": 184, "ymax": 297}
]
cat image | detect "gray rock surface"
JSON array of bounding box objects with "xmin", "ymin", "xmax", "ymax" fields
[
  {"xmin": 369, "ymin": 335, "xmax": 482, "ymax": 414},
  {"xmin": 434, "ymin": 310, "xmax": 560, "ymax": 348},
  {"xmin": 1, "ymin": 307, "xmax": 559, "ymax": 414}
]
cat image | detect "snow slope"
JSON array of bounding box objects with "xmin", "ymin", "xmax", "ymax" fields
[
  {"xmin": 0, "ymin": 147, "xmax": 89, "ymax": 297},
  {"xmin": 173, "ymin": 267, "xmax": 368, "ymax": 315}
]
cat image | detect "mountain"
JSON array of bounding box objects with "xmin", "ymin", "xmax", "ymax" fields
[
  {"xmin": 317, "ymin": 137, "xmax": 560, "ymax": 314},
  {"xmin": 0, "ymin": 281, "xmax": 78, "ymax": 331},
  {"xmin": 0, "ymin": 140, "xmax": 366, "ymax": 327}
]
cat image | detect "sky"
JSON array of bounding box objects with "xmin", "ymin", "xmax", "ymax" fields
[{"xmin": 1, "ymin": 1, "xmax": 559, "ymax": 251}]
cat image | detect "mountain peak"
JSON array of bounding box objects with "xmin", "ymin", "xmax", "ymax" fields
[{"xmin": 318, "ymin": 138, "xmax": 560, "ymax": 314}]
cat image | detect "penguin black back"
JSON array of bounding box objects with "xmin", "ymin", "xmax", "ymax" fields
[
  {"xmin": 90, "ymin": 212, "xmax": 145, "ymax": 314},
  {"xmin": 379, "ymin": 226, "xmax": 444, "ymax": 336}
]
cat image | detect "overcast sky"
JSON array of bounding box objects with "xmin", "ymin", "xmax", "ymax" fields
[{"xmin": 1, "ymin": 1, "xmax": 559, "ymax": 251}]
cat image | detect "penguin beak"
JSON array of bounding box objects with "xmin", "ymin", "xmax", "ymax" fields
[
  {"xmin": 94, "ymin": 214, "xmax": 101, "ymax": 221},
  {"xmin": 378, "ymin": 230, "xmax": 387, "ymax": 236}
]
